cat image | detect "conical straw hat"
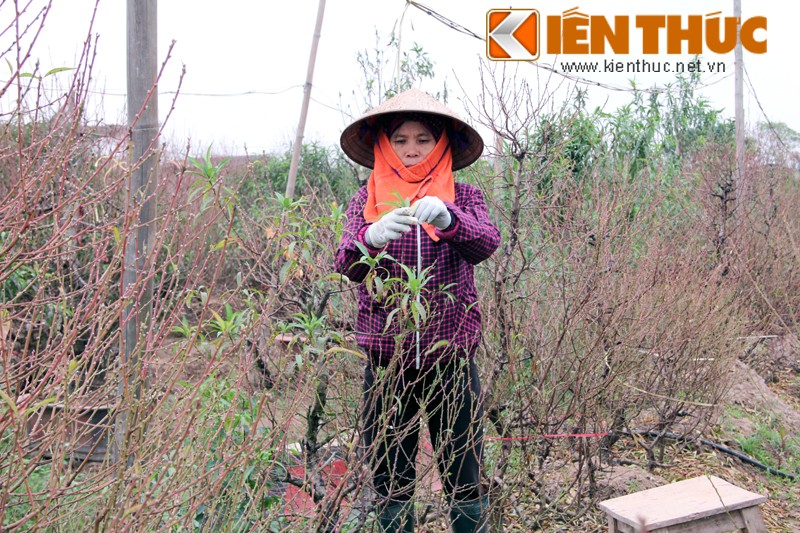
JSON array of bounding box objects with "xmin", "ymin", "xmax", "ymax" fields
[{"xmin": 340, "ymin": 88, "xmax": 484, "ymax": 170}]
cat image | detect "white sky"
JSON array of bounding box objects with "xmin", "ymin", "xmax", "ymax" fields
[{"xmin": 5, "ymin": 1, "xmax": 797, "ymax": 156}]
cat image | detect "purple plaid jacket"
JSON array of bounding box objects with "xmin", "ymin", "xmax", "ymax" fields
[{"xmin": 335, "ymin": 182, "xmax": 501, "ymax": 368}]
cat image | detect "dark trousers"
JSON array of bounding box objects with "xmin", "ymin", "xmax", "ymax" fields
[{"xmin": 361, "ymin": 357, "xmax": 484, "ymax": 504}]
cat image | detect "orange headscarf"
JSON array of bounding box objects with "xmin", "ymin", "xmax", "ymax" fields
[{"xmin": 363, "ymin": 129, "xmax": 455, "ymax": 241}]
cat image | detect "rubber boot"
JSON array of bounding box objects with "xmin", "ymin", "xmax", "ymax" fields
[
  {"xmin": 378, "ymin": 501, "xmax": 415, "ymax": 532},
  {"xmin": 449, "ymin": 495, "xmax": 489, "ymax": 533}
]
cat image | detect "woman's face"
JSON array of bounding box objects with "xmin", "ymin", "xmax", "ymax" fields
[{"xmin": 389, "ymin": 120, "xmax": 435, "ymax": 167}]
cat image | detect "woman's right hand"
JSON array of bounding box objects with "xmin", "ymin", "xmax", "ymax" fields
[{"xmin": 365, "ymin": 207, "xmax": 417, "ymax": 248}]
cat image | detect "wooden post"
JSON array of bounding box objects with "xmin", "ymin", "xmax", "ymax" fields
[
  {"xmin": 285, "ymin": 0, "xmax": 326, "ymax": 198},
  {"xmin": 734, "ymin": 0, "xmax": 745, "ymax": 202},
  {"xmin": 116, "ymin": 0, "xmax": 158, "ymax": 466}
]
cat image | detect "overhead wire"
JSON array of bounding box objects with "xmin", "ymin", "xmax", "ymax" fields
[
  {"xmin": 743, "ymin": 64, "xmax": 789, "ymax": 150},
  {"xmin": 110, "ymin": 85, "xmax": 304, "ymax": 98},
  {"xmin": 0, "ymin": 81, "xmax": 304, "ymax": 98},
  {"xmin": 160, "ymin": 86, "xmax": 303, "ymax": 97}
]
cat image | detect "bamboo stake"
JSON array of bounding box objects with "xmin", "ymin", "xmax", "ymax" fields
[{"xmin": 286, "ymin": 0, "xmax": 326, "ymax": 198}]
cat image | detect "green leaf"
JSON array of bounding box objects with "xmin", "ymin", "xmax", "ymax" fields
[
  {"xmin": 44, "ymin": 66, "xmax": 75, "ymax": 77},
  {"xmin": 279, "ymin": 260, "xmax": 296, "ymax": 284},
  {"xmin": 211, "ymin": 238, "xmax": 233, "ymax": 252},
  {"xmin": 122, "ymin": 504, "xmax": 144, "ymax": 518},
  {"xmin": 410, "ymin": 301, "xmax": 420, "ymax": 325},
  {"xmin": 24, "ymin": 397, "xmax": 57, "ymax": 417},
  {"xmin": 423, "ymin": 340, "xmax": 450, "ymax": 356},
  {"xmin": 399, "ymin": 263, "xmax": 415, "ymax": 280},
  {"xmin": 374, "ymin": 277, "xmax": 385, "ymax": 300},
  {"xmin": 325, "ymin": 346, "xmax": 367, "ymax": 359},
  {"xmin": 324, "ymin": 272, "xmax": 349, "ymax": 283},
  {"xmin": 383, "ymin": 308, "xmax": 400, "ymax": 333},
  {"xmin": 377, "ymin": 190, "xmax": 411, "ymax": 209},
  {"xmin": 408, "ymin": 278, "xmax": 420, "ymax": 293},
  {"xmin": 67, "ymin": 359, "xmax": 80, "ymax": 378},
  {"xmin": 354, "ymin": 241, "xmax": 371, "ymax": 258},
  {"xmin": 412, "ymin": 300, "xmax": 427, "ymax": 324},
  {"xmin": 0, "ymin": 388, "xmax": 19, "ymax": 417}
]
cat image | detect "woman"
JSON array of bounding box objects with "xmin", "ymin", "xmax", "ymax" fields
[{"xmin": 335, "ymin": 89, "xmax": 500, "ymax": 532}]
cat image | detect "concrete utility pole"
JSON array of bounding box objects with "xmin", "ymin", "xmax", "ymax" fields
[
  {"xmin": 734, "ymin": 0, "xmax": 745, "ymax": 199},
  {"xmin": 116, "ymin": 0, "xmax": 158, "ymax": 465},
  {"xmin": 286, "ymin": 0, "xmax": 326, "ymax": 198}
]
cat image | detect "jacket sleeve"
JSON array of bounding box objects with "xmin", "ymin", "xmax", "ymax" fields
[
  {"xmin": 437, "ymin": 184, "xmax": 501, "ymax": 265},
  {"xmin": 334, "ymin": 186, "xmax": 383, "ymax": 283}
]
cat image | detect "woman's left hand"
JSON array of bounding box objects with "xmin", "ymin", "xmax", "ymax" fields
[{"xmin": 413, "ymin": 196, "xmax": 452, "ymax": 229}]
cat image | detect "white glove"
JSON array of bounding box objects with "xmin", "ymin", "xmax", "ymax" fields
[
  {"xmin": 365, "ymin": 207, "xmax": 417, "ymax": 248},
  {"xmin": 412, "ymin": 196, "xmax": 452, "ymax": 230}
]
